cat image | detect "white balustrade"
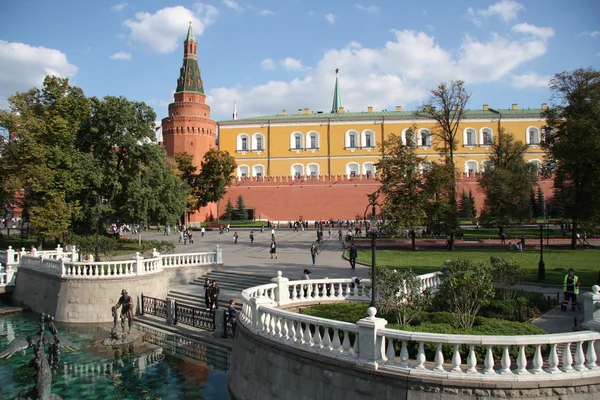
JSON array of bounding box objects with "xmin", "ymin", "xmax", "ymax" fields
[{"xmin": 161, "ymin": 251, "xmax": 216, "ymax": 268}]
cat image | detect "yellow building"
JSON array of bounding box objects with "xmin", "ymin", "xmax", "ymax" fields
[{"xmin": 217, "ymin": 72, "xmax": 547, "ymax": 179}]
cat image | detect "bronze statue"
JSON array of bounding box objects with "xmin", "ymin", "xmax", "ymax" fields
[{"xmin": 112, "ymin": 289, "xmax": 134, "ymax": 335}]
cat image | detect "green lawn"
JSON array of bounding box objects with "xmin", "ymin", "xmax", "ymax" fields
[
  {"xmin": 356, "ymin": 248, "xmax": 600, "ymax": 287},
  {"xmin": 461, "ymin": 228, "xmax": 564, "ymax": 240}
]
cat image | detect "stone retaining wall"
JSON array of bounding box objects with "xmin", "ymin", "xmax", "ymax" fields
[
  {"xmin": 12, "ymin": 264, "xmax": 215, "ymax": 323},
  {"xmin": 228, "ymin": 323, "xmax": 600, "ymax": 400}
]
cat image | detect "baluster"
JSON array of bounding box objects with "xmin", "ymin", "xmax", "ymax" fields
[
  {"xmin": 332, "ymin": 329, "xmax": 341, "ymax": 352},
  {"xmin": 547, "ymin": 344, "xmax": 559, "ymax": 373},
  {"xmin": 574, "ymin": 341, "xmax": 585, "ymax": 371},
  {"xmin": 500, "ymin": 346, "xmax": 511, "ymax": 374},
  {"xmin": 416, "ymin": 342, "xmax": 426, "ymax": 369},
  {"xmin": 531, "ymin": 345, "xmax": 544, "ymax": 374},
  {"xmin": 273, "ymin": 315, "xmax": 281, "ymax": 337},
  {"xmin": 515, "ymin": 345, "xmax": 529, "ymax": 374},
  {"xmin": 282, "ymin": 319, "xmax": 290, "ymax": 340},
  {"xmin": 294, "ymin": 321, "xmax": 303, "ymax": 343},
  {"xmin": 561, "ymin": 342, "xmax": 573, "ymax": 372},
  {"xmin": 322, "ymin": 327, "xmax": 332, "ymax": 350},
  {"xmin": 466, "ymin": 345, "xmax": 477, "ymax": 373},
  {"xmin": 259, "ymin": 312, "xmax": 267, "ymax": 331},
  {"xmin": 342, "ymin": 331, "xmax": 351, "ymax": 354},
  {"xmin": 434, "ymin": 343, "xmax": 444, "ymax": 371},
  {"xmin": 483, "ymin": 345, "xmax": 495, "ymax": 374},
  {"xmin": 386, "ymin": 338, "xmax": 395, "ymax": 362},
  {"xmin": 352, "ymin": 334, "xmax": 359, "ymax": 354},
  {"xmin": 585, "ymin": 340, "xmax": 598, "ymax": 369},
  {"xmin": 315, "ymin": 325, "xmax": 323, "ymax": 348},
  {"xmin": 400, "ymin": 341, "xmax": 409, "ymax": 367},
  {"xmin": 451, "ymin": 344, "xmax": 462, "ymax": 372},
  {"xmin": 303, "ymin": 323, "xmax": 313, "ymax": 346},
  {"xmin": 269, "ymin": 289, "xmax": 275, "ymax": 302}
]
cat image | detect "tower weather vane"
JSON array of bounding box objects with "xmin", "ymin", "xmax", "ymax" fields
[{"xmin": 335, "ymin": 68, "xmax": 339, "ymax": 74}]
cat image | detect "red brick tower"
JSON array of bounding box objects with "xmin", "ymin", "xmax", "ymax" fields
[{"xmin": 162, "ymin": 22, "xmax": 217, "ymax": 222}]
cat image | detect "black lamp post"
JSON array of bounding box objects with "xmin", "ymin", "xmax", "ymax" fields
[
  {"xmin": 537, "ymin": 224, "xmax": 545, "ymax": 280},
  {"xmin": 363, "ymin": 194, "xmax": 382, "ymax": 308}
]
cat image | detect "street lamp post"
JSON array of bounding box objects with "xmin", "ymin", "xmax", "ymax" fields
[
  {"xmin": 364, "ymin": 194, "xmax": 382, "ymax": 308},
  {"xmin": 538, "ymin": 224, "xmax": 545, "ymax": 280}
]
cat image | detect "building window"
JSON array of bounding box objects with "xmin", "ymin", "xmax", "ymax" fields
[
  {"xmin": 253, "ymin": 165, "xmax": 264, "ymax": 177},
  {"xmin": 295, "ymin": 135, "xmax": 302, "ymax": 149},
  {"xmin": 481, "ymin": 128, "xmax": 493, "ymax": 146},
  {"xmin": 403, "ymin": 128, "xmax": 416, "ymax": 147},
  {"xmin": 465, "ymin": 160, "xmax": 478, "ymax": 177},
  {"xmin": 238, "ymin": 165, "xmax": 249, "ymax": 178},
  {"xmin": 291, "ymin": 164, "xmax": 304, "ymax": 179},
  {"xmin": 362, "ymin": 130, "xmax": 375, "ymax": 148},
  {"xmin": 237, "ymin": 134, "xmax": 250, "ymax": 151},
  {"xmin": 529, "ymin": 159, "xmax": 542, "ymax": 173},
  {"xmin": 290, "ymin": 132, "xmax": 304, "ymax": 150},
  {"xmin": 528, "ymin": 127, "xmax": 540, "ymax": 145},
  {"xmin": 465, "ymin": 128, "xmax": 476, "ymax": 146},
  {"xmin": 350, "ymin": 133, "xmax": 357, "ymax": 148},
  {"xmin": 347, "ymin": 163, "xmax": 359, "ymax": 178},
  {"xmin": 307, "ymin": 163, "xmax": 319, "ymax": 177},
  {"xmin": 482, "ymin": 160, "xmax": 492, "ymax": 172},
  {"xmin": 419, "ymin": 129, "xmax": 431, "ymax": 147},
  {"xmin": 309, "ymin": 133, "xmax": 319, "ymax": 149},
  {"xmin": 363, "ymin": 162, "xmax": 375, "ymax": 177},
  {"xmin": 345, "ymin": 130, "xmax": 359, "ymax": 149},
  {"xmin": 255, "ymin": 136, "xmax": 263, "ymax": 151},
  {"xmin": 241, "ymin": 137, "xmax": 248, "ymax": 151}
]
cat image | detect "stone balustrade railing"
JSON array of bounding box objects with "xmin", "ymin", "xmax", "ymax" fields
[
  {"xmin": 3, "ymin": 246, "xmax": 223, "ymax": 282},
  {"xmin": 240, "ymin": 272, "xmax": 600, "ymax": 382}
]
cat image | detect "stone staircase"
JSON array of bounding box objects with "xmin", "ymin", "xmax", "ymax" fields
[{"xmin": 166, "ymin": 270, "xmax": 274, "ymax": 310}]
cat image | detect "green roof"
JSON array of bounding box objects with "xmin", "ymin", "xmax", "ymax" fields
[
  {"xmin": 218, "ymin": 108, "xmax": 544, "ymax": 124},
  {"xmin": 186, "ymin": 21, "xmax": 195, "ymax": 42}
]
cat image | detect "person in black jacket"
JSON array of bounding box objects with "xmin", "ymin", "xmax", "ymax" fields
[
  {"xmin": 203, "ymin": 278, "xmax": 211, "ymax": 309},
  {"xmin": 348, "ymin": 244, "xmax": 358, "ymax": 269},
  {"xmin": 209, "ymin": 280, "xmax": 220, "ymax": 310}
]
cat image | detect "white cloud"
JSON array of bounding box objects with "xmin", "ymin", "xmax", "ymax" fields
[
  {"xmin": 324, "ymin": 13, "xmax": 336, "ymax": 24},
  {"xmin": 582, "ymin": 30, "xmax": 600, "ymax": 38},
  {"xmin": 468, "ymin": 0, "xmax": 524, "ymax": 27},
  {"xmin": 260, "ymin": 58, "xmax": 276, "ymax": 70},
  {"xmin": 512, "ymin": 23, "xmax": 555, "ymax": 39},
  {"xmin": 110, "ymin": 3, "xmax": 128, "ymax": 11},
  {"xmin": 222, "ymin": 0, "xmax": 243, "ymax": 12},
  {"xmin": 0, "ymin": 41, "xmax": 78, "ymax": 109},
  {"xmin": 280, "ymin": 57, "xmax": 304, "ymax": 71},
  {"xmin": 207, "ymin": 29, "xmax": 551, "ymax": 120},
  {"xmin": 510, "ymin": 72, "xmax": 551, "ymax": 88},
  {"xmin": 258, "ymin": 9, "xmax": 275, "ymax": 16},
  {"xmin": 110, "ymin": 51, "xmax": 132, "ymax": 60},
  {"xmin": 354, "ymin": 4, "xmax": 379, "ymax": 13},
  {"xmin": 124, "ymin": 4, "xmax": 218, "ymax": 53}
]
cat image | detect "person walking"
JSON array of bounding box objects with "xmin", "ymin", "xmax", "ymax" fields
[
  {"xmin": 348, "ymin": 243, "xmax": 358, "ymax": 269},
  {"xmin": 310, "ymin": 243, "xmax": 319, "ymax": 265},
  {"xmin": 249, "ymin": 230, "xmax": 254, "ymax": 244},
  {"xmin": 233, "ymin": 231, "xmax": 239, "ymax": 244},
  {"xmin": 227, "ymin": 299, "xmax": 237, "ymax": 337},
  {"xmin": 201, "ymin": 227, "xmax": 205, "ymax": 237},
  {"xmin": 562, "ymin": 268, "xmax": 580, "ymax": 311},
  {"xmin": 209, "ymin": 280, "xmax": 220, "ymax": 310},
  {"xmin": 303, "ymin": 269, "xmax": 311, "ymax": 297},
  {"xmin": 203, "ymin": 278, "xmax": 211, "ymax": 309},
  {"xmin": 270, "ymin": 238, "xmax": 278, "ymax": 259}
]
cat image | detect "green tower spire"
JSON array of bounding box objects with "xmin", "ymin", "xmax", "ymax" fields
[
  {"xmin": 175, "ymin": 21, "xmax": 205, "ymax": 94},
  {"xmin": 331, "ymin": 68, "xmax": 342, "ymax": 113}
]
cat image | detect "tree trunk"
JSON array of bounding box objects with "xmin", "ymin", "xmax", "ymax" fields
[{"xmin": 411, "ymin": 230, "xmax": 416, "ymax": 251}]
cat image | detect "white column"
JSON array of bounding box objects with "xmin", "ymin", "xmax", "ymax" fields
[
  {"xmin": 133, "ymin": 252, "xmax": 144, "ymax": 275},
  {"xmin": 249, "ymin": 297, "xmax": 273, "ymax": 329},
  {"xmin": 55, "ymin": 244, "xmax": 63, "ymax": 259},
  {"xmin": 215, "ymin": 245, "xmax": 223, "ymax": 264},
  {"xmin": 582, "ymin": 285, "xmax": 600, "ymax": 328},
  {"xmin": 271, "ymin": 271, "xmax": 290, "ymax": 307},
  {"xmin": 356, "ymin": 307, "xmax": 388, "ymax": 369}
]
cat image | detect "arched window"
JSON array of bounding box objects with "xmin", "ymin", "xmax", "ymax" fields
[
  {"xmin": 363, "ymin": 162, "xmax": 375, "ymax": 177},
  {"xmin": 237, "ymin": 134, "xmax": 250, "ymax": 151},
  {"xmin": 465, "ymin": 160, "xmax": 478, "ymax": 177},
  {"xmin": 307, "ymin": 163, "xmax": 319, "ymax": 177},
  {"xmin": 419, "ymin": 129, "xmax": 431, "ymax": 147},
  {"xmin": 306, "ymin": 131, "xmax": 320, "ymax": 149},
  {"xmin": 291, "ymin": 164, "xmax": 304, "ymax": 179},
  {"xmin": 482, "ymin": 160, "xmax": 492, "ymax": 172},
  {"xmin": 345, "ymin": 130, "xmax": 359, "ymax": 149},
  {"xmin": 402, "ymin": 128, "xmax": 416, "ymax": 147},
  {"xmin": 362, "ymin": 130, "xmax": 376, "ymax": 148},
  {"xmin": 464, "ymin": 128, "xmax": 477, "ymax": 146},
  {"xmin": 480, "ymin": 128, "xmax": 493, "ymax": 146},
  {"xmin": 418, "ymin": 161, "xmax": 432, "ymax": 174},
  {"xmin": 252, "ymin": 133, "xmax": 265, "ymax": 151},
  {"xmin": 529, "ymin": 159, "xmax": 542, "ymax": 173},
  {"xmin": 527, "ymin": 127, "xmax": 540, "ymax": 145},
  {"xmin": 290, "ymin": 132, "xmax": 304, "ymax": 150},
  {"xmin": 252, "ymin": 164, "xmax": 265, "ymax": 177},
  {"xmin": 346, "ymin": 162, "xmax": 360, "ymax": 178},
  {"xmin": 238, "ymin": 165, "xmax": 249, "ymax": 178}
]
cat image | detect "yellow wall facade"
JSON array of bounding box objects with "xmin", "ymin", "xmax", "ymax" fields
[{"xmin": 218, "ymin": 109, "xmax": 547, "ymax": 178}]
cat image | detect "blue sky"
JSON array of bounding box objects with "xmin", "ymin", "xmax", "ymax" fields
[{"xmin": 0, "ymin": 0, "xmax": 599, "ymax": 123}]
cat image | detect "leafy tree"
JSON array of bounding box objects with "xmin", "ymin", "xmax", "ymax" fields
[
  {"xmin": 478, "ymin": 129, "xmax": 537, "ymax": 228},
  {"xmin": 535, "ymin": 186, "xmax": 546, "ymax": 219},
  {"xmin": 436, "ymin": 258, "xmax": 495, "ymax": 329},
  {"xmin": 529, "ymin": 191, "xmax": 537, "ymax": 218},
  {"xmin": 467, "ymin": 189, "xmax": 477, "ymax": 219},
  {"xmin": 224, "ymin": 198, "xmax": 235, "ymax": 221},
  {"xmin": 196, "ymin": 149, "xmax": 237, "ymax": 208},
  {"xmin": 371, "ymin": 268, "xmax": 431, "ymax": 326},
  {"xmin": 415, "ymin": 81, "xmax": 471, "ymax": 249},
  {"xmin": 174, "ymin": 152, "xmax": 200, "ymax": 220},
  {"xmin": 458, "ymin": 190, "xmax": 476, "ymax": 219},
  {"xmin": 549, "ymin": 194, "xmax": 564, "ymax": 219},
  {"xmin": 490, "ymin": 256, "xmax": 524, "ymax": 300},
  {"xmin": 377, "ymin": 133, "xmax": 426, "ymax": 250},
  {"xmin": 543, "ymin": 68, "xmax": 600, "ymax": 249},
  {"xmin": 235, "ymin": 194, "xmax": 247, "ymax": 220},
  {"xmin": 421, "ymin": 162, "xmax": 457, "ymax": 237}
]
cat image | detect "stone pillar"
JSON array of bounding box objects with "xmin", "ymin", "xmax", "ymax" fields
[
  {"xmin": 55, "ymin": 244, "xmax": 63, "ymax": 259},
  {"xmin": 133, "ymin": 252, "xmax": 144, "ymax": 275},
  {"xmin": 215, "ymin": 245, "xmax": 223, "ymax": 264},
  {"xmin": 249, "ymin": 297, "xmax": 274, "ymax": 329},
  {"xmin": 356, "ymin": 307, "xmax": 388, "ymax": 369},
  {"xmin": 271, "ymin": 271, "xmax": 290, "ymax": 307},
  {"xmin": 166, "ymin": 299, "xmax": 176, "ymax": 325},
  {"xmin": 71, "ymin": 246, "xmax": 79, "ymax": 262},
  {"xmin": 582, "ymin": 285, "xmax": 600, "ymax": 329},
  {"xmin": 213, "ymin": 309, "xmax": 225, "ymax": 338}
]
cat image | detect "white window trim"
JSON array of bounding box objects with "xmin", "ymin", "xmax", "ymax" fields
[
  {"xmin": 465, "ymin": 160, "xmax": 479, "ymax": 177},
  {"xmin": 252, "ymin": 164, "xmax": 265, "ymax": 177},
  {"xmin": 306, "ymin": 163, "xmax": 320, "ymax": 177},
  {"xmin": 306, "ymin": 131, "xmax": 320, "ymax": 150},
  {"xmin": 362, "ymin": 162, "xmax": 375, "ymax": 176},
  {"xmin": 291, "ymin": 163, "xmax": 304, "ymax": 179},
  {"xmin": 346, "ymin": 162, "xmax": 360, "ymax": 178},
  {"xmin": 528, "ymin": 159, "xmax": 542, "ymax": 173},
  {"xmin": 361, "ymin": 129, "xmax": 376, "ymax": 149},
  {"xmin": 252, "ymin": 133, "xmax": 265, "ymax": 152},
  {"xmin": 345, "ymin": 130, "xmax": 360, "ymax": 149},
  {"xmin": 402, "ymin": 128, "xmax": 415, "ymax": 147},
  {"xmin": 479, "ymin": 127, "xmax": 494, "ymax": 146},
  {"xmin": 237, "ymin": 133, "xmax": 250, "ymax": 152},
  {"xmin": 418, "ymin": 128, "xmax": 432, "ymax": 147},
  {"xmin": 463, "ymin": 127, "xmax": 477, "ymax": 147},
  {"xmin": 526, "ymin": 126, "xmax": 540, "ymax": 145},
  {"xmin": 290, "ymin": 132, "xmax": 304, "ymax": 151},
  {"xmin": 481, "ymin": 160, "xmax": 492, "ymax": 172},
  {"xmin": 238, "ymin": 164, "xmax": 250, "ymax": 178}
]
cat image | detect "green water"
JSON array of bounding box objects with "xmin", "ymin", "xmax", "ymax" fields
[{"xmin": 0, "ymin": 312, "xmax": 231, "ymax": 399}]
